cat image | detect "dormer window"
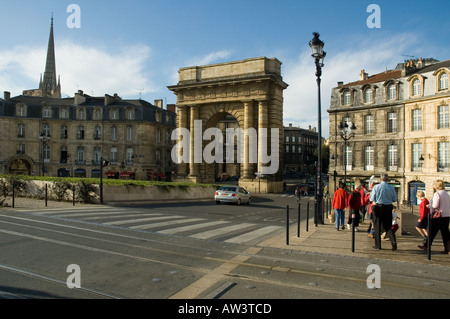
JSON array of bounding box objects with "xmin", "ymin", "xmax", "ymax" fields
[
  {"xmin": 439, "ymin": 73, "xmax": 448, "ymax": 90},
  {"xmin": 343, "ymin": 91, "xmax": 351, "ymax": 106},
  {"xmin": 413, "ymin": 79, "xmax": 421, "ymax": 96},
  {"xmin": 387, "ymin": 84, "xmax": 397, "ymax": 100},
  {"xmin": 77, "ymin": 107, "xmax": 86, "ymax": 120},
  {"xmin": 407, "ymin": 75, "xmax": 424, "ymax": 98},
  {"xmin": 110, "ymin": 108, "xmax": 119, "ymax": 120},
  {"xmin": 43, "ymin": 106, "xmax": 51, "ymax": 118},
  {"xmin": 364, "ymin": 87, "xmax": 373, "ymax": 103},
  {"xmin": 433, "ymin": 68, "xmax": 449, "ymax": 93},
  {"xmin": 340, "ymin": 89, "xmax": 353, "ymax": 106}
]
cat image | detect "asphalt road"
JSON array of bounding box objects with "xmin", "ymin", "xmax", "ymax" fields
[{"xmin": 0, "ymin": 195, "xmax": 449, "ymax": 307}]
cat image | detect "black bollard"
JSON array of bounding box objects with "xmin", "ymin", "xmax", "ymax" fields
[
  {"xmin": 306, "ymin": 201, "xmax": 310, "ymax": 232},
  {"xmin": 286, "ymin": 205, "xmax": 289, "ymax": 245},
  {"xmin": 352, "ymin": 211, "xmax": 356, "ymax": 253},
  {"xmin": 45, "ymin": 184, "xmax": 48, "ymax": 207},
  {"xmin": 427, "ymin": 211, "xmax": 431, "ymax": 260},
  {"xmin": 297, "ymin": 203, "xmax": 301, "ymax": 238},
  {"xmin": 11, "ymin": 180, "xmax": 15, "ymax": 208}
]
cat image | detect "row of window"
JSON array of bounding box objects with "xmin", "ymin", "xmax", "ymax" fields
[
  {"xmin": 341, "ymin": 72, "xmax": 449, "ymax": 106},
  {"xmin": 15, "ymin": 104, "xmax": 172, "ymax": 123},
  {"xmin": 19, "ymin": 144, "xmax": 170, "ymax": 167},
  {"xmin": 17, "ymin": 124, "xmax": 170, "ymax": 143},
  {"xmin": 341, "ymin": 142, "xmax": 450, "ymax": 172},
  {"xmin": 411, "ymin": 105, "xmax": 449, "ymax": 130},
  {"xmin": 342, "ymin": 83, "xmax": 399, "ymax": 106},
  {"xmin": 340, "ymin": 104, "xmax": 449, "ymax": 134},
  {"xmin": 284, "ymin": 135, "xmax": 317, "ymax": 145}
]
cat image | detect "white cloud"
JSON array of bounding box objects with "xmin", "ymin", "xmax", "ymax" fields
[
  {"xmin": 0, "ymin": 41, "xmax": 156, "ymax": 99},
  {"xmin": 189, "ymin": 50, "xmax": 232, "ymax": 67},
  {"xmin": 168, "ymin": 50, "xmax": 233, "ymax": 90},
  {"xmin": 282, "ymin": 33, "xmax": 417, "ymax": 138}
]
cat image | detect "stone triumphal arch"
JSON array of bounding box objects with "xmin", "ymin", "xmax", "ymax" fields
[{"xmin": 168, "ymin": 57, "xmax": 288, "ymax": 193}]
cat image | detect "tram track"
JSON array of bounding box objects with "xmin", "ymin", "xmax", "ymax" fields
[{"xmin": 0, "ymin": 212, "xmax": 448, "ymax": 299}]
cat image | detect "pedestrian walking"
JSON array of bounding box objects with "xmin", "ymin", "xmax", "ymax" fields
[
  {"xmin": 332, "ymin": 182, "xmax": 348, "ymax": 231},
  {"xmin": 415, "ymin": 190, "xmax": 429, "ymax": 247},
  {"xmin": 347, "ymin": 185, "xmax": 361, "ymax": 231},
  {"xmin": 366, "ymin": 177, "xmax": 378, "ymax": 238},
  {"xmin": 419, "ymin": 180, "xmax": 450, "ymax": 254},
  {"xmin": 359, "ymin": 182, "xmax": 368, "ymax": 223},
  {"xmin": 382, "ymin": 205, "xmax": 399, "ymax": 239},
  {"xmin": 369, "ymin": 173, "xmax": 398, "ymax": 251}
]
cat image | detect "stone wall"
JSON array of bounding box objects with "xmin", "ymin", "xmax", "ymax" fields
[{"xmin": 3, "ymin": 179, "xmax": 218, "ymax": 205}]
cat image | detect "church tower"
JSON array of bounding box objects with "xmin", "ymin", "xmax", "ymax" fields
[{"xmin": 23, "ymin": 16, "xmax": 61, "ymax": 98}]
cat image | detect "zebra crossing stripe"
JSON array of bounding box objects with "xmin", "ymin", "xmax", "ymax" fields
[
  {"xmin": 157, "ymin": 221, "xmax": 230, "ymax": 235},
  {"xmin": 83, "ymin": 212, "xmax": 164, "ymax": 221},
  {"xmin": 31, "ymin": 206, "xmax": 113, "ymax": 215},
  {"xmin": 224, "ymin": 225, "xmax": 282, "ymax": 244},
  {"xmin": 48, "ymin": 210, "xmax": 151, "ymax": 218},
  {"xmin": 103, "ymin": 215, "xmax": 183, "ymax": 226},
  {"xmin": 130, "ymin": 218, "xmax": 205, "ymax": 230},
  {"xmin": 189, "ymin": 223, "xmax": 255, "ymax": 240}
]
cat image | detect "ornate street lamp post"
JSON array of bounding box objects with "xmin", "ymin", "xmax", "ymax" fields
[
  {"xmin": 309, "ymin": 32, "xmax": 326, "ymax": 225},
  {"xmin": 338, "ymin": 120, "xmax": 356, "ymax": 189},
  {"xmin": 39, "ymin": 131, "xmax": 51, "ymax": 176}
]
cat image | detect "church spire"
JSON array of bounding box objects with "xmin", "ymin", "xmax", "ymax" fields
[{"xmin": 40, "ymin": 14, "xmax": 61, "ymax": 98}]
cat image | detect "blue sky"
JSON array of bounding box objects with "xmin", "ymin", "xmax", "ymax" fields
[{"xmin": 0, "ymin": 0, "xmax": 449, "ymax": 137}]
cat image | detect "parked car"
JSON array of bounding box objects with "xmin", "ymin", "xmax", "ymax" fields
[{"xmin": 214, "ymin": 186, "xmax": 251, "ymax": 205}]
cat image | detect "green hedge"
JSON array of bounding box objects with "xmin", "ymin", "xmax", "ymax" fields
[{"xmin": 0, "ymin": 174, "xmax": 221, "ymax": 189}]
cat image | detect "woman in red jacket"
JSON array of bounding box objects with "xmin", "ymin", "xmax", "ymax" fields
[{"xmin": 332, "ymin": 182, "xmax": 348, "ymax": 230}]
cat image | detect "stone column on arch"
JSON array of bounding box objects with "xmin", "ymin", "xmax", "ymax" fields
[
  {"xmin": 242, "ymin": 100, "xmax": 254, "ymax": 179},
  {"xmin": 176, "ymin": 105, "xmax": 189, "ymax": 176},
  {"xmin": 257, "ymin": 100, "xmax": 268, "ymax": 175},
  {"xmin": 189, "ymin": 105, "xmax": 200, "ymax": 178}
]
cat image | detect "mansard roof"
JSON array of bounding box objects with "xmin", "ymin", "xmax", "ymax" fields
[
  {"xmin": 340, "ymin": 69, "xmax": 403, "ymax": 88},
  {"xmin": 0, "ymin": 94, "xmax": 175, "ymax": 125}
]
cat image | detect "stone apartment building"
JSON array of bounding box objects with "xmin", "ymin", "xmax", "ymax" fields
[
  {"xmin": 283, "ymin": 124, "xmax": 319, "ymax": 176},
  {"xmin": 0, "ymin": 92, "xmax": 176, "ymax": 180},
  {"xmin": 328, "ymin": 58, "xmax": 450, "ymax": 204},
  {"xmin": 0, "ymin": 18, "xmax": 176, "ymax": 181}
]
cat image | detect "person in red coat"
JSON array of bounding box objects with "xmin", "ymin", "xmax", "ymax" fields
[
  {"xmin": 332, "ymin": 182, "xmax": 348, "ymax": 230},
  {"xmin": 347, "ymin": 185, "xmax": 362, "ymax": 231},
  {"xmin": 415, "ymin": 190, "xmax": 429, "ymax": 247}
]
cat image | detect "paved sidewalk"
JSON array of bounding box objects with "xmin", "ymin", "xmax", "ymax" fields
[
  {"xmin": 260, "ymin": 215, "xmax": 450, "ymax": 267},
  {"xmin": 3, "ymin": 197, "xmax": 449, "ymax": 267}
]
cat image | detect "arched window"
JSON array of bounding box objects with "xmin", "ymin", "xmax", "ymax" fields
[
  {"xmin": 343, "ymin": 91, "xmax": 351, "ymax": 106},
  {"xmin": 77, "ymin": 107, "xmax": 86, "ymax": 120},
  {"xmin": 43, "ymin": 106, "xmax": 51, "ymax": 118},
  {"xmin": 110, "ymin": 108, "xmax": 119, "ymax": 120},
  {"xmin": 94, "ymin": 108, "xmax": 102, "ymax": 120},
  {"xmin": 364, "ymin": 87, "xmax": 373, "ymax": 104},
  {"xmin": 412, "ymin": 79, "xmax": 421, "ymax": 96},
  {"xmin": 387, "ymin": 84, "xmax": 397, "ymax": 100},
  {"xmin": 439, "ymin": 73, "xmax": 448, "ymax": 90},
  {"xmin": 126, "ymin": 108, "xmax": 135, "ymax": 120}
]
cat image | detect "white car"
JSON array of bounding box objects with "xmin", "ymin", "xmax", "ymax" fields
[{"xmin": 214, "ymin": 186, "xmax": 251, "ymax": 205}]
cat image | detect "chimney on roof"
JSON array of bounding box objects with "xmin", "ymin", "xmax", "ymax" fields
[
  {"xmin": 154, "ymin": 99, "xmax": 163, "ymax": 108},
  {"xmin": 104, "ymin": 94, "xmax": 115, "ymax": 106},
  {"xmin": 337, "ymin": 81, "xmax": 343, "ymax": 87},
  {"xmin": 74, "ymin": 90, "xmax": 86, "ymax": 105},
  {"xmin": 360, "ymin": 69, "xmax": 368, "ymax": 81},
  {"xmin": 167, "ymin": 104, "xmax": 177, "ymax": 113},
  {"xmin": 289, "ymin": 123, "xmax": 292, "ymax": 128},
  {"xmin": 4, "ymin": 91, "xmax": 10, "ymax": 101}
]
